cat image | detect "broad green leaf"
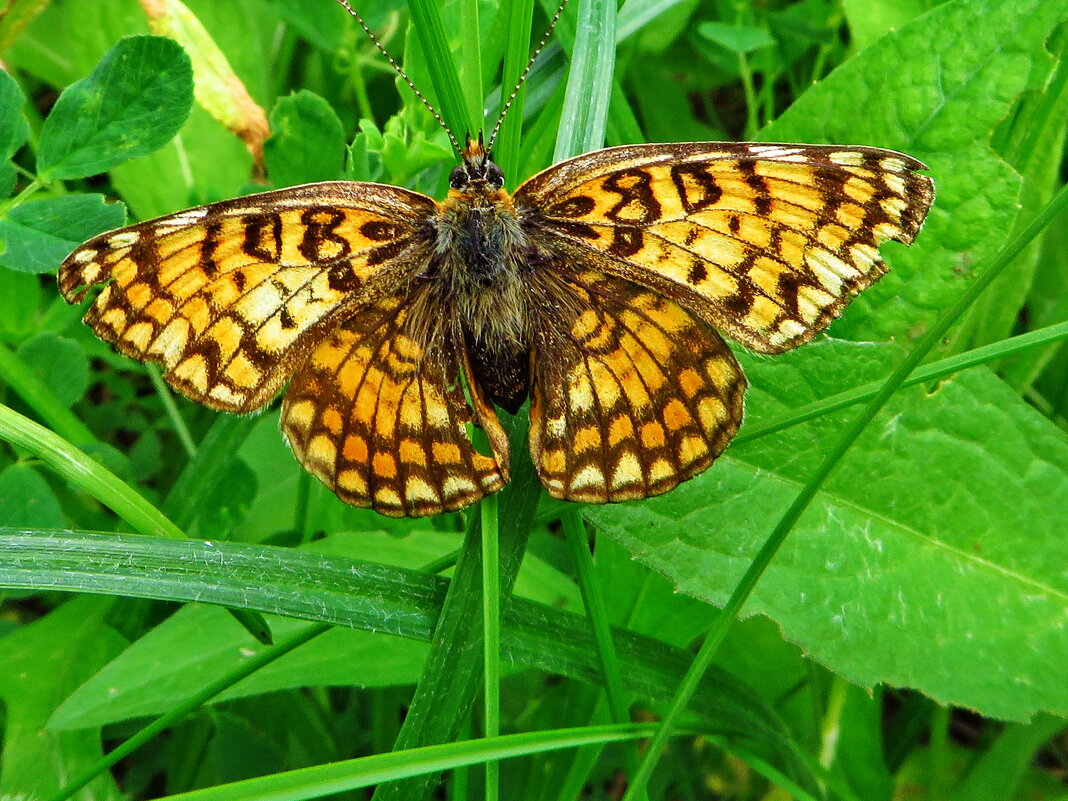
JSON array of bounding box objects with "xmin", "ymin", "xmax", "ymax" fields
[
  {"xmin": 0, "ymin": 164, "xmax": 14, "ymax": 200},
  {"xmin": 1, "ymin": 0, "xmax": 146, "ymax": 88},
  {"xmin": 0, "ymin": 69, "xmax": 29, "ymax": 198},
  {"xmin": 586, "ymin": 340, "xmax": 1068, "ymax": 721},
  {"xmin": 378, "ymin": 120, "xmax": 454, "ymax": 188},
  {"xmin": 263, "ymin": 90, "xmax": 346, "ymax": 188},
  {"xmin": 37, "ymin": 35, "xmax": 194, "ymax": 180},
  {"xmin": 696, "ymin": 21, "xmax": 776, "ymax": 55},
  {"xmin": 110, "ymin": 105, "xmax": 252, "ymax": 220},
  {"xmin": 624, "ymin": 0, "xmax": 699, "ymax": 52},
  {"xmin": 761, "ymin": 0, "xmax": 1068, "ymax": 345},
  {"xmin": 128, "ymin": 429, "xmax": 163, "ymax": 482},
  {"xmin": 0, "ymin": 270, "xmax": 42, "ymax": 340},
  {"xmin": 595, "ymin": 535, "xmax": 820, "ymax": 746},
  {"xmin": 840, "ymin": 0, "xmax": 927, "ymax": 51},
  {"xmin": 266, "ymin": 0, "xmax": 352, "ymax": 51},
  {"xmin": 955, "ymin": 48, "xmax": 1068, "ymax": 352},
  {"xmin": 0, "ymin": 596, "xmax": 126, "ymax": 800},
  {"xmin": 141, "ymin": 0, "xmax": 268, "ymax": 143},
  {"xmin": 0, "ymin": 68, "xmax": 29, "ymax": 161},
  {"xmin": 0, "ymin": 194, "xmax": 125, "ymax": 274},
  {"xmin": 15, "ymin": 333, "xmax": 90, "ymax": 407},
  {"xmin": 0, "ymin": 464, "xmax": 65, "ymax": 528}
]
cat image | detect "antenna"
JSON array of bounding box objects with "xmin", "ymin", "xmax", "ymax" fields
[
  {"xmin": 487, "ymin": 0, "xmax": 570, "ymax": 152},
  {"xmin": 335, "ymin": 0, "xmax": 570, "ymax": 157},
  {"xmin": 333, "ymin": 0, "xmax": 461, "ymax": 154}
]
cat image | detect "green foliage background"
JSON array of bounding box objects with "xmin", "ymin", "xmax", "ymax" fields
[{"xmin": 0, "ymin": 0, "xmax": 1066, "ymax": 799}]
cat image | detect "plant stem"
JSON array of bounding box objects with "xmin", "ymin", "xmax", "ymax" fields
[{"xmin": 481, "ymin": 495, "xmax": 501, "ymax": 801}]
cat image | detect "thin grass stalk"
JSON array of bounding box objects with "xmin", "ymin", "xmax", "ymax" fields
[
  {"xmin": 481, "ymin": 494, "xmax": 501, "ymax": 801},
  {"xmin": 734, "ymin": 319, "xmax": 1068, "ymax": 446},
  {"xmin": 147, "ymin": 364, "xmax": 196, "ymax": 458},
  {"xmin": 561, "ymin": 510, "xmax": 646, "ymax": 794},
  {"xmin": 0, "ymin": 403, "xmax": 185, "ymax": 540},
  {"xmin": 0, "ymin": 341, "xmax": 97, "ymax": 447}
]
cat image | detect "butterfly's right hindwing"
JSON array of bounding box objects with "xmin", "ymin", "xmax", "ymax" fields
[{"xmin": 528, "ymin": 267, "xmax": 745, "ymax": 504}]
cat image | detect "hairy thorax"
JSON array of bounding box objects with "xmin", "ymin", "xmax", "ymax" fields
[
  {"xmin": 432, "ymin": 185, "xmax": 530, "ymax": 346},
  {"xmin": 404, "ymin": 138, "xmax": 578, "ymax": 412}
]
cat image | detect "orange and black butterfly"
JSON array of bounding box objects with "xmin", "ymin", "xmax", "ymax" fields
[{"xmin": 58, "ymin": 8, "xmax": 934, "ymax": 518}]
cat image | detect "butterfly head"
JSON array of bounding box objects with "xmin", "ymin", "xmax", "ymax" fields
[{"xmin": 449, "ymin": 132, "xmax": 505, "ymax": 194}]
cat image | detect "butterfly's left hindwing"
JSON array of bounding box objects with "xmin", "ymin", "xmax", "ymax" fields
[
  {"xmin": 516, "ymin": 142, "xmax": 934, "ymax": 354},
  {"xmin": 58, "ymin": 182, "xmax": 435, "ymax": 412}
]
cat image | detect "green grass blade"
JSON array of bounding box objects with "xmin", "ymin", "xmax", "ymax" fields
[
  {"xmin": 552, "ymin": 0, "xmax": 616, "ymax": 161},
  {"xmin": 460, "ymin": 0, "xmax": 484, "ymax": 130},
  {"xmin": 0, "ymin": 527, "xmax": 812, "ymax": 788},
  {"xmin": 407, "ymin": 0, "xmax": 474, "ymax": 143},
  {"xmin": 481, "ymin": 494, "xmax": 501, "ymax": 801},
  {"xmin": 155, "ymin": 724, "xmax": 705, "ymax": 801},
  {"xmin": 493, "ymin": 0, "xmax": 536, "ymax": 183},
  {"xmin": 0, "ymin": 406, "xmax": 271, "ymax": 642}
]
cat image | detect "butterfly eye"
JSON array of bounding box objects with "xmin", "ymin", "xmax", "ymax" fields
[
  {"xmin": 449, "ymin": 166, "xmax": 468, "ymax": 189},
  {"xmin": 485, "ymin": 163, "xmax": 505, "ymax": 189}
]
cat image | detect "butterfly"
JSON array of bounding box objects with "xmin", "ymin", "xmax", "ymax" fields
[{"xmin": 58, "ymin": 132, "xmax": 933, "ymax": 517}]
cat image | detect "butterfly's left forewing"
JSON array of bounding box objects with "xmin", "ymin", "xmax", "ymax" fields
[
  {"xmin": 58, "ymin": 182, "xmax": 436, "ymax": 412},
  {"xmin": 516, "ymin": 142, "xmax": 934, "ymax": 354}
]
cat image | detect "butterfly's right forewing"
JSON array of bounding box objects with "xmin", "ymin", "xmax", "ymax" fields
[{"xmin": 517, "ymin": 142, "xmax": 934, "ymax": 355}]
